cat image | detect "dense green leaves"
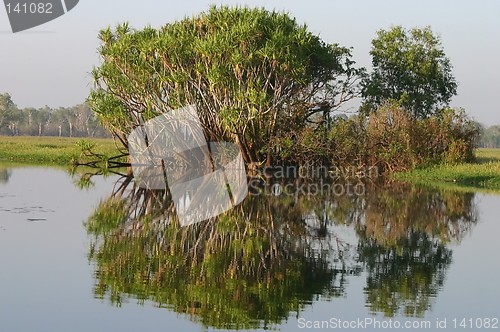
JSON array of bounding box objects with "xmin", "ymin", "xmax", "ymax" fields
[
  {"xmin": 89, "ymin": 6, "xmax": 362, "ymax": 164},
  {"xmin": 362, "ymin": 26, "xmax": 457, "ymax": 118}
]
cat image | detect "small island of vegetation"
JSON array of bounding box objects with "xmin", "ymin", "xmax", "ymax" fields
[{"xmin": 1, "ymin": 6, "xmax": 500, "ymax": 191}]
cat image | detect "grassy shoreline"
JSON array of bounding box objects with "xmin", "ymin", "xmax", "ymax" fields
[
  {"xmin": 0, "ymin": 136, "xmax": 120, "ymax": 166},
  {"xmin": 393, "ymin": 148, "xmax": 500, "ymax": 192},
  {"xmin": 1, "ymin": 136, "xmax": 500, "ymax": 192}
]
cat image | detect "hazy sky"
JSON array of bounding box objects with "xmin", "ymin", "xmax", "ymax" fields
[{"xmin": 0, "ymin": 0, "xmax": 499, "ymax": 125}]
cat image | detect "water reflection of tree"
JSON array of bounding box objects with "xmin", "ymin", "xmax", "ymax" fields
[
  {"xmin": 87, "ymin": 178, "xmax": 353, "ymax": 330},
  {"xmin": 86, "ymin": 177, "xmax": 479, "ymax": 328},
  {"xmin": 0, "ymin": 168, "xmax": 11, "ymax": 184},
  {"xmin": 355, "ymin": 183, "xmax": 478, "ymax": 317}
]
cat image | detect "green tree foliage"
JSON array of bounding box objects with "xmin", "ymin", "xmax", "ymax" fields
[
  {"xmin": 362, "ymin": 26, "xmax": 457, "ymax": 118},
  {"xmin": 89, "ymin": 6, "xmax": 363, "ymax": 164}
]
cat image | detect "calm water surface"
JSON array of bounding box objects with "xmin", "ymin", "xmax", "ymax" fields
[{"xmin": 0, "ymin": 165, "xmax": 499, "ymax": 331}]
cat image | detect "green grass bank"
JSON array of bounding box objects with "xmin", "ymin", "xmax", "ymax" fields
[
  {"xmin": 0, "ymin": 136, "xmax": 120, "ymax": 166},
  {"xmin": 1, "ymin": 136, "xmax": 499, "ymax": 193},
  {"xmin": 394, "ymin": 148, "xmax": 500, "ymax": 192}
]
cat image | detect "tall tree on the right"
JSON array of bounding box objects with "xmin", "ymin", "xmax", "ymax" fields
[{"xmin": 362, "ymin": 26, "xmax": 457, "ymax": 118}]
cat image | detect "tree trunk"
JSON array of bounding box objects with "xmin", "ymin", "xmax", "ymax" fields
[{"xmin": 265, "ymin": 148, "xmax": 273, "ymax": 167}]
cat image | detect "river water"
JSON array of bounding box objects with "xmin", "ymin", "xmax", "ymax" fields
[{"xmin": 0, "ymin": 165, "xmax": 499, "ymax": 331}]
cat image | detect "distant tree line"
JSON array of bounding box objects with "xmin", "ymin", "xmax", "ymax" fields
[
  {"xmin": 478, "ymin": 124, "xmax": 500, "ymax": 148},
  {"xmin": 0, "ymin": 93, "xmax": 109, "ymax": 137}
]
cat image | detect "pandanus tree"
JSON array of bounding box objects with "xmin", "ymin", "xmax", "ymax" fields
[{"xmin": 89, "ymin": 6, "xmax": 363, "ymax": 165}]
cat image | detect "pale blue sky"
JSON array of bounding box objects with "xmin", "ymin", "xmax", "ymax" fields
[{"xmin": 0, "ymin": 0, "xmax": 499, "ymax": 125}]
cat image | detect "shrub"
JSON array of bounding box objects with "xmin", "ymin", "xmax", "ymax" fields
[{"xmin": 271, "ymin": 103, "xmax": 478, "ymax": 173}]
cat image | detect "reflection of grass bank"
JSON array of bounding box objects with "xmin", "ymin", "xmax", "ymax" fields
[
  {"xmin": 0, "ymin": 136, "xmax": 119, "ymax": 165},
  {"xmin": 394, "ymin": 149, "xmax": 500, "ymax": 192}
]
